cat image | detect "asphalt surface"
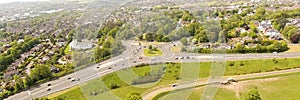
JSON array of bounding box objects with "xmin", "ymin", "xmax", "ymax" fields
[{"xmin": 6, "ymin": 41, "xmax": 300, "ymax": 100}]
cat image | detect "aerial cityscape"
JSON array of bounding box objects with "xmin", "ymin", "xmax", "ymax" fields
[{"xmin": 0, "ymin": 0, "xmax": 300, "ymax": 100}]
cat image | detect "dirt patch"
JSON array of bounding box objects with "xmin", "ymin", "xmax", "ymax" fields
[{"xmin": 220, "ymin": 77, "xmax": 281, "ymax": 99}]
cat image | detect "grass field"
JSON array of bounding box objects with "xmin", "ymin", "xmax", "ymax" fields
[
  {"xmin": 49, "ymin": 86, "xmax": 86, "ymax": 100},
  {"xmin": 46, "ymin": 58, "xmax": 300, "ymax": 100},
  {"xmin": 154, "ymin": 72, "xmax": 300, "ymax": 100},
  {"xmin": 170, "ymin": 46, "xmax": 181, "ymax": 53},
  {"xmin": 144, "ymin": 49, "xmax": 163, "ymax": 57}
]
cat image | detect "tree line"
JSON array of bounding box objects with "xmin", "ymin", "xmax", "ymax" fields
[{"xmin": 0, "ymin": 37, "xmax": 40, "ymax": 72}]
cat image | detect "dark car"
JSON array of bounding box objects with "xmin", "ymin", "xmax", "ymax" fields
[
  {"xmin": 186, "ymin": 56, "xmax": 190, "ymax": 59},
  {"xmin": 47, "ymin": 84, "xmax": 51, "ymax": 86},
  {"xmin": 47, "ymin": 88, "xmax": 51, "ymax": 91},
  {"xmin": 172, "ymin": 84, "xmax": 177, "ymax": 87}
]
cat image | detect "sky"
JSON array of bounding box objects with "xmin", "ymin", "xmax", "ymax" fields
[{"xmin": 0, "ymin": 0, "xmax": 50, "ymax": 4}]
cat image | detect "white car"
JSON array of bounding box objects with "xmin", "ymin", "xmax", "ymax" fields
[
  {"xmin": 174, "ymin": 57, "xmax": 179, "ymax": 60},
  {"xmin": 70, "ymin": 78, "xmax": 76, "ymax": 82}
]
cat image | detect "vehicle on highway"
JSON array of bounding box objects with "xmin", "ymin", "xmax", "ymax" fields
[
  {"xmin": 47, "ymin": 88, "xmax": 51, "ymax": 91},
  {"xmin": 108, "ymin": 67, "xmax": 112, "ymax": 69},
  {"xmin": 227, "ymin": 78, "xmax": 237, "ymax": 82},
  {"xmin": 138, "ymin": 56, "xmax": 143, "ymax": 59},
  {"xmin": 47, "ymin": 84, "xmax": 51, "ymax": 86},
  {"xmin": 151, "ymin": 58, "xmax": 156, "ymax": 60},
  {"xmin": 174, "ymin": 57, "xmax": 179, "ymax": 60},
  {"xmin": 133, "ymin": 61, "xmax": 137, "ymax": 63},
  {"xmin": 221, "ymin": 78, "xmax": 237, "ymax": 85},
  {"xmin": 186, "ymin": 56, "xmax": 190, "ymax": 59},
  {"xmin": 70, "ymin": 78, "xmax": 76, "ymax": 82},
  {"xmin": 172, "ymin": 84, "xmax": 177, "ymax": 87},
  {"xmin": 96, "ymin": 66, "xmax": 100, "ymax": 69},
  {"xmin": 180, "ymin": 57, "xmax": 184, "ymax": 59}
]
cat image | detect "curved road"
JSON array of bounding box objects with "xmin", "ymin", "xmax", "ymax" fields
[{"xmin": 6, "ymin": 41, "xmax": 300, "ymax": 100}]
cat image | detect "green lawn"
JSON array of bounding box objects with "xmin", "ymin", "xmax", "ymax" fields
[
  {"xmin": 154, "ymin": 87, "xmax": 238, "ymax": 100},
  {"xmin": 170, "ymin": 46, "xmax": 181, "ymax": 53},
  {"xmin": 144, "ymin": 49, "xmax": 163, "ymax": 57},
  {"xmin": 49, "ymin": 86, "xmax": 86, "ymax": 100},
  {"xmin": 46, "ymin": 58, "xmax": 300, "ymax": 100},
  {"xmin": 154, "ymin": 72, "xmax": 300, "ymax": 100},
  {"xmin": 251, "ymin": 72, "xmax": 300, "ymax": 100}
]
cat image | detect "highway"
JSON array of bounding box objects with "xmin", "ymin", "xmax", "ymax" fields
[{"xmin": 6, "ymin": 41, "xmax": 300, "ymax": 100}]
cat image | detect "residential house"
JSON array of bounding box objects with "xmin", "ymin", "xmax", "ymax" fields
[
  {"xmin": 258, "ymin": 20, "xmax": 272, "ymax": 32},
  {"xmin": 70, "ymin": 39, "xmax": 94, "ymax": 50},
  {"xmin": 265, "ymin": 29, "xmax": 280, "ymax": 36},
  {"xmin": 4, "ymin": 67, "xmax": 19, "ymax": 79},
  {"xmin": 50, "ymin": 66, "xmax": 60, "ymax": 73},
  {"xmin": 17, "ymin": 39, "xmax": 24, "ymax": 43}
]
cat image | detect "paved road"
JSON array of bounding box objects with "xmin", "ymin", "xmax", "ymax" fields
[
  {"xmin": 6, "ymin": 41, "xmax": 300, "ymax": 100},
  {"xmin": 142, "ymin": 68, "xmax": 300, "ymax": 100}
]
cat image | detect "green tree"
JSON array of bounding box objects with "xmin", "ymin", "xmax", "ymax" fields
[
  {"xmin": 13, "ymin": 75, "xmax": 23, "ymax": 93},
  {"xmin": 246, "ymin": 89, "xmax": 262, "ymax": 100},
  {"xmin": 23, "ymin": 76, "xmax": 33, "ymax": 89},
  {"xmin": 149, "ymin": 45, "xmax": 153, "ymax": 50},
  {"xmin": 126, "ymin": 92, "xmax": 142, "ymax": 100},
  {"xmin": 256, "ymin": 8, "xmax": 266, "ymax": 15},
  {"xmin": 180, "ymin": 37, "xmax": 188, "ymax": 46},
  {"xmin": 30, "ymin": 65, "xmax": 52, "ymax": 82},
  {"xmin": 273, "ymin": 18, "xmax": 289, "ymax": 31},
  {"xmin": 145, "ymin": 33, "xmax": 154, "ymax": 42}
]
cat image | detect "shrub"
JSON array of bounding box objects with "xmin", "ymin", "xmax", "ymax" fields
[
  {"xmin": 110, "ymin": 83, "xmax": 120, "ymax": 89},
  {"xmin": 240, "ymin": 62, "xmax": 245, "ymax": 66},
  {"xmin": 229, "ymin": 62, "xmax": 235, "ymax": 66},
  {"xmin": 131, "ymin": 73, "xmax": 162, "ymax": 85}
]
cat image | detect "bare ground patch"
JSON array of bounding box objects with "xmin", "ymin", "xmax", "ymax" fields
[{"xmin": 220, "ymin": 78, "xmax": 281, "ymax": 99}]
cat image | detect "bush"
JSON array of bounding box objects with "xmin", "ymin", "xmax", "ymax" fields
[
  {"xmin": 110, "ymin": 83, "xmax": 120, "ymax": 89},
  {"xmin": 126, "ymin": 92, "xmax": 142, "ymax": 100},
  {"xmin": 274, "ymin": 60, "xmax": 278, "ymax": 64},
  {"xmin": 229, "ymin": 62, "xmax": 235, "ymax": 66},
  {"xmin": 131, "ymin": 74, "xmax": 162, "ymax": 85},
  {"xmin": 246, "ymin": 89, "xmax": 262, "ymax": 100},
  {"xmin": 240, "ymin": 62, "xmax": 245, "ymax": 66}
]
